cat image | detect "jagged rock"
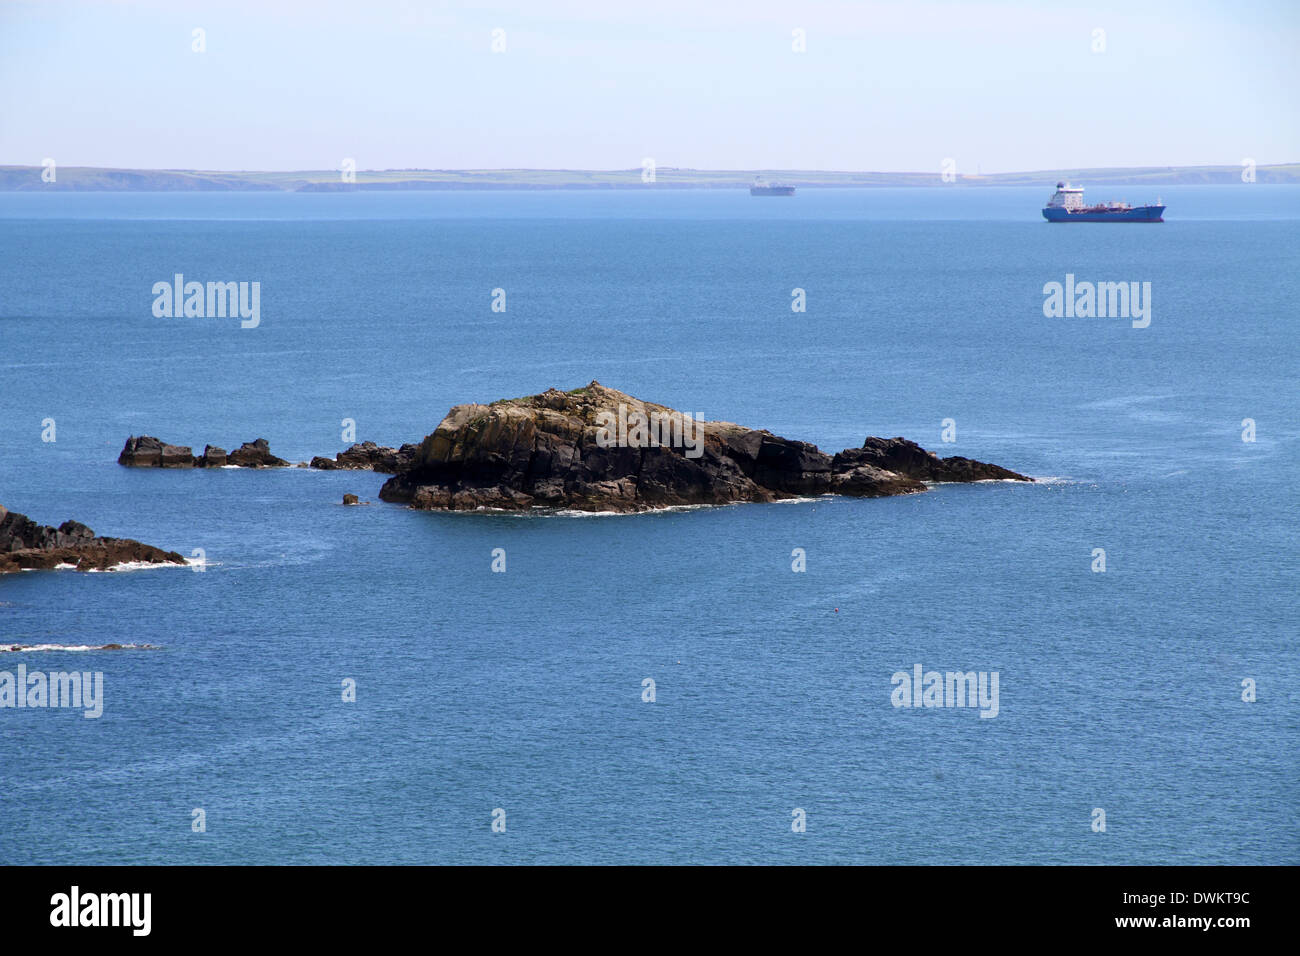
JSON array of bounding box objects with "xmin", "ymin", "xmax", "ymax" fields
[
  {"xmin": 311, "ymin": 441, "xmax": 419, "ymax": 473},
  {"xmin": 118, "ymin": 435, "xmax": 161, "ymax": 467},
  {"xmin": 830, "ymin": 459, "xmax": 924, "ymax": 497},
  {"xmin": 123, "ymin": 434, "xmax": 417, "ymax": 474},
  {"xmin": 119, "ymin": 436, "xmax": 285, "ymax": 468},
  {"xmin": 118, "ymin": 435, "xmax": 194, "ymax": 468},
  {"xmin": 0, "ymin": 504, "xmax": 186, "ymax": 574},
  {"xmin": 161, "ymin": 444, "xmax": 194, "ymax": 468},
  {"xmin": 835, "ymin": 437, "xmax": 1027, "ymax": 483},
  {"xmin": 226, "ymin": 439, "xmax": 289, "ymax": 468},
  {"xmin": 119, "ymin": 436, "xmax": 288, "ymax": 468},
  {"xmin": 343, "ymin": 493, "xmax": 359, "ymax": 506},
  {"xmin": 198, "ymin": 444, "xmax": 227, "ymax": 467},
  {"xmin": 378, "ymin": 382, "xmax": 1031, "ymax": 513}
]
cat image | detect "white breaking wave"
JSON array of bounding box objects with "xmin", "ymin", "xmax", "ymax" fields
[
  {"xmin": 429, "ymin": 494, "xmax": 863, "ymax": 518},
  {"xmin": 0, "ymin": 643, "xmax": 159, "ymax": 653},
  {"xmin": 86, "ymin": 560, "xmax": 190, "ymax": 573},
  {"xmin": 426, "ymin": 502, "xmax": 734, "ymax": 518},
  {"xmin": 19, "ymin": 559, "xmax": 191, "ymax": 574},
  {"xmin": 549, "ymin": 509, "xmax": 630, "ymax": 518},
  {"xmin": 551, "ymin": 500, "xmax": 755, "ymax": 517},
  {"xmin": 925, "ymin": 475, "xmax": 1071, "ymax": 486}
]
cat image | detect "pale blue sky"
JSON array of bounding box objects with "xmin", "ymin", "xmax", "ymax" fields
[{"xmin": 1, "ymin": 0, "xmax": 1296, "ymax": 172}]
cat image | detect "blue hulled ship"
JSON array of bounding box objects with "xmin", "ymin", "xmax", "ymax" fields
[
  {"xmin": 750, "ymin": 177, "xmax": 795, "ymax": 196},
  {"xmin": 1042, "ymin": 182, "xmax": 1164, "ymax": 222}
]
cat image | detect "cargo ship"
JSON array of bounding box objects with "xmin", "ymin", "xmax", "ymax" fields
[
  {"xmin": 750, "ymin": 178, "xmax": 795, "ymax": 197},
  {"xmin": 1042, "ymin": 182, "xmax": 1164, "ymax": 222}
]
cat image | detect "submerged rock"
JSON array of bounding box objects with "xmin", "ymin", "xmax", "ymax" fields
[
  {"xmin": 378, "ymin": 382, "xmax": 1031, "ymax": 513},
  {"xmin": 0, "ymin": 503, "xmax": 186, "ymax": 574}
]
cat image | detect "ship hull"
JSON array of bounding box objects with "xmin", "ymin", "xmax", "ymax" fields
[
  {"xmin": 750, "ymin": 186, "xmax": 795, "ymax": 196},
  {"xmin": 1043, "ymin": 205, "xmax": 1164, "ymax": 222}
]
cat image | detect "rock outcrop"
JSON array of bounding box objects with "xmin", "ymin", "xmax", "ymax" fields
[
  {"xmin": 310, "ymin": 441, "xmax": 419, "ymax": 473},
  {"xmin": 120, "ymin": 435, "xmax": 416, "ymax": 472},
  {"xmin": 118, "ymin": 436, "xmax": 287, "ymax": 468},
  {"xmin": 0, "ymin": 504, "xmax": 186, "ymax": 574},
  {"xmin": 377, "ymin": 382, "xmax": 1031, "ymax": 513},
  {"xmin": 199, "ymin": 444, "xmax": 227, "ymax": 467},
  {"xmin": 118, "ymin": 435, "xmax": 196, "ymax": 468},
  {"xmin": 111, "ymin": 385, "xmax": 1032, "ymax": 514},
  {"xmin": 226, "ymin": 439, "xmax": 289, "ymax": 468}
]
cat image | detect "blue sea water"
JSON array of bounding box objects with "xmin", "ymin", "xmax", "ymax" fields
[{"xmin": 0, "ymin": 185, "xmax": 1296, "ymax": 865}]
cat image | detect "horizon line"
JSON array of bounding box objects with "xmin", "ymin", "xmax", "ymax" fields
[{"xmin": 4, "ymin": 161, "xmax": 1298, "ymax": 175}]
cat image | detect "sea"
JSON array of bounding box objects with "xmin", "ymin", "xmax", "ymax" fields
[{"xmin": 0, "ymin": 184, "xmax": 1296, "ymax": 864}]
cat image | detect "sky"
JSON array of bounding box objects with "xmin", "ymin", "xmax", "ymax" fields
[{"xmin": 0, "ymin": 0, "xmax": 1296, "ymax": 173}]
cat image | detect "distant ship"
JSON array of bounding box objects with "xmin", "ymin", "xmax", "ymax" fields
[
  {"xmin": 1043, "ymin": 182, "xmax": 1164, "ymax": 222},
  {"xmin": 750, "ymin": 178, "xmax": 795, "ymax": 197}
]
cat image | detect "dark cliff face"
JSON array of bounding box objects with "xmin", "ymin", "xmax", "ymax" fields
[
  {"xmin": 0, "ymin": 504, "xmax": 186, "ymax": 574},
  {"xmin": 378, "ymin": 382, "xmax": 1031, "ymax": 513}
]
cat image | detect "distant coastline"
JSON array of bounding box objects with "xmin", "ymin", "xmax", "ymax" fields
[{"xmin": 2, "ymin": 163, "xmax": 1297, "ymax": 191}]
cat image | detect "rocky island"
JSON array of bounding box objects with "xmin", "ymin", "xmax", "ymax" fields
[
  {"xmin": 377, "ymin": 382, "xmax": 1031, "ymax": 512},
  {"xmin": 0, "ymin": 505, "xmax": 186, "ymax": 574},
  {"xmin": 112, "ymin": 383, "xmax": 1031, "ymax": 514}
]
